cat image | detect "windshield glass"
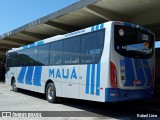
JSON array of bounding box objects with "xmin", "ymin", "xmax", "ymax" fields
[{"xmin": 114, "ymin": 25, "xmax": 154, "ymax": 59}]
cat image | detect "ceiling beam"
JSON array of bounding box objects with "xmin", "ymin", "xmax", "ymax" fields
[
  {"xmin": 84, "ymin": 5, "xmax": 130, "ymax": 21},
  {"xmin": 45, "ymin": 21, "xmax": 79, "ymax": 33},
  {"xmin": 84, "ymin": 7, "xmax": 108, "ymax": 20},
  {"xmin": 0, "ymin": 48, "xmax": 9, "ymax": 52},
  {"xmin": 0, "ymin": 40, "xmax": 23, "ymax": 46},
  {"xmin": 19, "ymin": 31, "xmax": 50, "ymax": 40},
  {"xmin": 131, "ymin": 8, "xmax": 160, "ymax": 26},
  {"xmin": 0, "ymin": 43, "xmax": 21, "ymax": 48},
  {"xmin": 0, "ymin": 45, "xmax": 11, "ymax": 49},
  {"xmin": 3, "ymin": 38, "xmax": 33, "ymax": 45}
]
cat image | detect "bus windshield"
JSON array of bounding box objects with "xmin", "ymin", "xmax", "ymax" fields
[{"xmin": 114, "ymin": 25, "xmax": 154, "ymax": 59}]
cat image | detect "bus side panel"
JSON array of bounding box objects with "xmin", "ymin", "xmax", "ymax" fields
[
  {"xmin": 5, "ymin": 67, "xmax": 17, "ymax": 85},
  {"xmin": 16, "ymin": 67, "xmax": 25, "ymax": 88},
  {"xmin": 79, "ymin": 23, "xmax": 111, "ymax": 102},
  {"xmin": 61, "ymin": 65, "xmax": 80, "ymax": 99},
  {"xmin": 37, "ymin": 66, "xmax": 48, "ymax": 93},
  {"xmin": 5, "ymin": 68, "xmax": 11, "ymax": 85},
  {"xmin": 79, "ymin": 63, "xmax": 109, "ymax": 102},
  {"xmin": 98, "ymin": 24, "xmax": 112, "ymax": 102},
  {"xmin": 48, "ymin": 66, "xmax": 62, "ymax": 96},
  {"xmin": 79, "ymin": 65, "xmax": 98, "ymax": 101},
  {"xmin": 16, "ymin": 66, "xmax": 37, "ymax": 92},
  {"xmin": 16, "ymin": 66, "xmax": 62, "ymax": 95}
]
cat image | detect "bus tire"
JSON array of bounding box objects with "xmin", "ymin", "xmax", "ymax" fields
[
  {"xmin": 46, "ymin": 83, "xmax": 57, "ymax": 103},
  {"xmin": 11, "ymin": 79, "xmax": 19, "ymax": 92}
]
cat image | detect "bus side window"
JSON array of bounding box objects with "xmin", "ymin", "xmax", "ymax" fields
[
  {"xmin": 81, "ymin": 30, "xmax": 104, "ymax": 64},
  {"xmin": 50, "ymin": 41, "xmax": 62, "ymax": 65},
  {"xmin": 29, "ymin": 47, "xmax": 39, "ymax": 66},
  {"xmin": 22, "ymin": 49, "xmax": 30, "ymax": 66},
  {"xmin": 17, "ymin": 51, "xmax": 23, "ymax": 67},
  {"xmin": 10, "ymin": 52, "xmax": 18, "ymax": 67},
  {"xmin": 6, "ymin": 53, "xmax": 11, "ymax": 67},
  {"xmin": 37, "ymin": 44, "xmax": 50, "ymax": 66},
  {"xmin": 63, "ymin": 37, "xmax": 81, "ymax": 65}
]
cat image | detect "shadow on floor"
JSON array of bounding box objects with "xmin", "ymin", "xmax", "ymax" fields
[{"xmin": 9, "ymin": 88, "xmax": 160, "ymax": 119}]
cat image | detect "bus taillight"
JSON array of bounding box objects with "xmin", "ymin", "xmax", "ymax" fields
[{"xmin": 110, "ymin": 61, "xmax": 118, "ymax": 89}]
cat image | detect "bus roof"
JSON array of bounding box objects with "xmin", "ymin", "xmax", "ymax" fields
[
  {"xmin": 7, "ymin": 21, "xmax": 153, "ymax": 53},
  {"xmin": 7, "ymin": 22, "xmax": 107, "ymax": 53}
]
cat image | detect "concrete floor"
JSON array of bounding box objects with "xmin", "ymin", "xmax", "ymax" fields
[{"xmin": 0, "ymin": 82, "xmax": 160, "ymax": 120}]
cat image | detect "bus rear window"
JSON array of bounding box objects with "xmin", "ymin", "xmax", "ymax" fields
[{"xmin": 114, "ymin": 25, "xmax": 154, "ymax": 59}]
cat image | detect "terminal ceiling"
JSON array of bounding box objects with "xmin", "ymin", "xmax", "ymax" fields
[{"xmin": 0, "ymin": 0, "xmax": 160, "ymax": 60}]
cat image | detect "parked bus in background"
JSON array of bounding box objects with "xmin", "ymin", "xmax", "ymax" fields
[{"xmin": 5, "ymin": 21, "xmax": 155, "ymax": 103}]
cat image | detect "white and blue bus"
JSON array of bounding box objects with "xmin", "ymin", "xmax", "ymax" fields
[{"xmin": 5, "ymin": 21, "xmax": 155, "ymax": 103}]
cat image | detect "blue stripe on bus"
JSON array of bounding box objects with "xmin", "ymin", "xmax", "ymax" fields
[
  {"xmin": 91, "ymin": 23, "xmax": 104, "ymax": 32},
  {"xmin": 25, "ymin": 66, "xmax": 34, "ymax": 85},
  {"xmin": 33, "ymin": 66, "xmax": 42, "ymax": 86},
  {"xmin": 142, "ymin": 60, "xmax": 152, "ymax": 86},
  {"xmin": 91, "ymin": 64, "xmax": 95, "ymax": 95},
  {"xmin": 85, "ymin": 64, "xmax": 90, "ymax": 94},
  {"xmin": 96, "ymin": 25, "xmax": 99, "ymax": 30},
  {"xmin": 17, "ymin": 67, "xmax": 27, "ymax": 83},
  {"xmin": 23, "ymin": 45, "xmax": 28, "ymax": 49},
  {"xmin": 37, "ymin": 41, "xmax": 44, "ymax": 46},
  {"xmin": 91, "ymin": 26, "xmax": 94, "ymax": 32},
  {"xmin": 134, "ymin": 59, "xmax": 145, "ymax": 86},
  {"xmin": 124, "ymin": 58, "xmax": 135, "ymax": 86},
  {"xmin": 100, "ymin": 23, "xmax": 104, "ymax": 29},
  {"xmin": 96, "ymin": 62, "xmax": 101, "ymax": 96},
  {"xmin": 29, "ymin": 43, "xmax": 35, "ymax": 48}
]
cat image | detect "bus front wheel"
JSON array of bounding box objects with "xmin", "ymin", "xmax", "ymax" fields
[{"xmin": 46, "ymin": 83, "xmax": 57, "ymax": 103}]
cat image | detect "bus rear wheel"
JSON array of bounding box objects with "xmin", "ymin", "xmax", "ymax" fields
[{"xmin": 46, "ymin": 83, "xmax": 57, "ymax": 103}]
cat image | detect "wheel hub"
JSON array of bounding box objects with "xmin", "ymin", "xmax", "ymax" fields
[{"xmin": 48, "ymin": 87, "xmax": 54, "ymax": 100}]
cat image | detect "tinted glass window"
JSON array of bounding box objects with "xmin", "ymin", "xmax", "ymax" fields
[
  {"xmin": 17, "ymin": 51, "xmax": 23, "ymax": 66},
  {"xmin": 114, "ymin": 25, "xmax": 154, "ymax": 59},
  {"xmin": 50, "ymin": 41, "xmax": 62, "ymax": 65},
  {"xmin": 10, "ymin": 52, "xmax": 18, "ymax": 67},
  {"xmin": 7, "ymin": 29, "xmax": 105, "ymax": 67},
  {"xmin": 6, "ymin": 53, "xmax": 11, "ymax": 67},
  {"xmin": 28, "ymin": 47, "xmax": 39, "ymax": 66},
  {"xmin": 38, "ymin": 44, "xmax": 50, "ymax": 65},
  {"xmin": 22, "ymin": 49, "xmax": 30, "ymax": 66},
  {"xmin": 63, "ymin": 37, "xmax": 81, "ymax": 64},
  {"xmin": 81, "ymin": 30, "xmax": 105, "ymax": 64}
]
